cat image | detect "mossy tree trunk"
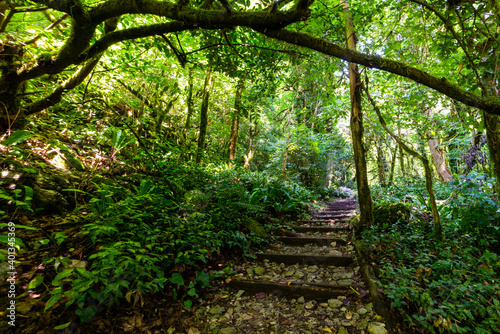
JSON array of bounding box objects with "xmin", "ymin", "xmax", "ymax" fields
[
  {"xmin": 228, "ymin": 77, "xmax": 245, "ymax": 162},
  {"xmin": 196, "ymin": 62, "xmax": 213, "ymax": 164},
  {"xmin": 344, "ymin": 0, "xmax": 373, "ymax": 233}
]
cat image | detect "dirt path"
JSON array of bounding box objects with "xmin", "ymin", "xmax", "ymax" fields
[{"xmin": 184, "ymin": 199, "xmax": 388, "ymax": 334}]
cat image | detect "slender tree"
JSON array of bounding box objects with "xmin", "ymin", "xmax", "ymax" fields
[{"xmin": 343, "ymin": 0, "xmax": 373, "ymax": 232}]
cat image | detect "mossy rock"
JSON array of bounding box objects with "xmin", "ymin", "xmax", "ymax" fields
[{"xmin": 373, "ymin": 203, "xmax": 410, "ymax": 226}]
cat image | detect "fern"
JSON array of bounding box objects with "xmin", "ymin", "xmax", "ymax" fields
[{"xmin": 242, "ymin": 217, "xmax": 268, "ymax": 238}]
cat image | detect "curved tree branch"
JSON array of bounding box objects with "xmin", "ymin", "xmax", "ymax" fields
[{"xmin": 258, "ymin": 28, "xmax": 500, "ymax": 115}]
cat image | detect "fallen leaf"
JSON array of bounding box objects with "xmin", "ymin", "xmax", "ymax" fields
[{"xmin": 255, "ymin": 292, "xmax": 266, "ymax": 299}]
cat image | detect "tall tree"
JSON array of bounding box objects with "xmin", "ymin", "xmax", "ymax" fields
[
  {"xmin": 228, "ymin": 76, "xmax": 245, "ymax": 162},
  {"xmin": 196, "ymin": 62, "xmax": 213, "ymax": 163},
  {"xmin": 343, "ymin": 0, "xmax": 373, "ymax": 232}
]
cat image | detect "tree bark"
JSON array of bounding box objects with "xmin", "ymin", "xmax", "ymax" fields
[
  {"xmin": 228, "ymin": 77, "xmax": 245, "ymax": 162},
  {"xmin": 375, "ymin": 133, "xmax": 387, "ymax": 187},
  {"xmin": 344, "ymin": 0, "xmax": 373, "ymax": 233},
  {"xmin": 388, "ymin": 142, "xmax": 397, "ymax": 187},
  {"xmin": 427, "ymin": 135, "xmax": 453, "ymax": 182},
  {"xmin": 196, "ymin": 62, "xmax": 213, "ymax": 164},
  {"xmin": 184, "ymin": 67, "xmax": 195, "ymax": 139}
]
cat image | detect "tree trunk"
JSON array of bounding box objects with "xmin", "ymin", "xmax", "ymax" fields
[
  {"xmin": 344, "ymin": 0, "xmax": 373, "ymax": 233},
  {"xmin": 196, "ymin": 62, "xmax": 213, "ymax": 164},
  {"xmin": 427, "ymin": 135, "xmax": 453, "ymax": 182},
  {"xmin": 228, "ymin": 77, "xmax": 245, "ymax": 162},
  {"xmin": 388, "ymin": 142, "xmax": 398, "ymax": 187},
  {"xmin": 184, "ymin": 67, "xmax": 195, "ymax": 139},
  {"xmin": 375, "ymin": 133, "xmax": 387, "ymax": 187},
  {"xmin": 398, "ymin": 127, "xmax": 406, "ymax": 178},
  {"xmin": 484, "ymin": 113, "xmax": 500, "ymax": 195},
  {"xmin": 244, "ymin": 117, "xmax": 257, "ymax": 170}
]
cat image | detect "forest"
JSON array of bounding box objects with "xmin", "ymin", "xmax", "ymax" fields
[{"xmin": 0, "ymin": 0, "xmax": 499, "ymax": 333}]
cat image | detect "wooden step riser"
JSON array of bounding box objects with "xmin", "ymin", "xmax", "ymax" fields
[
  {"xmin": 292, "ymin": 226, "xmax": 351, "ymax": 233},
  {"xmin": 320, "ymin": 207, "xmax": 358, "ymax": 211},
  {"xmin": 278, "ymin": 237, "xmax": 348, "ymax": 246},
  {"xmin": 229, "ymin": 279, "xmax": 355, "ymax": 300},
  {"xmin": 311, "ymin": 216, "xmax": 352, "ymax": 220},
  {"xmin": 256, "ymin": 253, "xmax": 353, "ymax": 266}
]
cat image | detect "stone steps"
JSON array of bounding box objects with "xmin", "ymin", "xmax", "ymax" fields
[{"xmin": 195, "ymin": 198, "xmax": 389, "ymax": 333}]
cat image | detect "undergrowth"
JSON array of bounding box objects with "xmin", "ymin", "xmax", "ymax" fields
[{"xmin": 365, "ymin": 173, "xmax": 500, "ymax": 333}]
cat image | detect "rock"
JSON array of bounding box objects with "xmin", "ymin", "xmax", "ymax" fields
[
  {"xmin": 246, "ymin": 268, "xmax": 253, "ymax": 277},
  {"xmin": 328, "ymin": 299, "xmax": 343, "ymax": 308},
  {"xmin": 365, "ymin": 302, "xmax": 374, "ymax": 312},
  {"xmin": 319, "ymin": 303, "xmax": 329, "ymax": 308},
  {"xmin": 337, "ymin": 279, "xmax": 353, "ymax": 286},
  {"xmin": 0, "ymin": 262, "xmax": 12, "ymax": 280},
  {"xmin": 209, "ymin": 305, "xmax": 225, "ymax": 315},
  {"xmin": 305, "ymin": 301, "xmax": 315, "ymax": 310},
  {"xmin": 293, "ymin": 271, "xmax": 305, "ymax": 279},
  {"xmin": 218, "ymin": 327, "xmax": 235, "ymax": 334},
  {"xmin": 356, "ymin": 319, "xmax": 370, "ymax": 330},
  {"xmin": 357, "ymin": 308, "xmax": 368, "ymax": 315},
  {"xmin": 254, "ymin": 266, "xmax": 265, "ymax": 276},
  {"xmin": 285, "ymin": 270, "xmax": 295, "ymax": 277},
  {"xmin": 337, "ymin": 326, "xmax": 349, "ymax": 334},
  {"xmin": 367, "ymin": 322, "xmax": 388, "ymax": 334},
  {"xmin": 187, "ymin": 328, "xmax": 200, "ymax": 334},
  {"xmin": 297, "ymin": 296, "xmax": 305, "ymax": 304},
  {"xmin": 235, "ymin": 290, "xmax": 245, "ymax": 298}
]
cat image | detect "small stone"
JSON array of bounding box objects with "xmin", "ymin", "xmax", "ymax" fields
[
  {"xmin": 356, "ymin": 319, "xmax": 370, "ymax": 330},
  {"xmin": 305, "ymin": 301, "xmax": 315, "ymax": 309},
  {"xmin": 319, "ymin": 303, "xmax": 329, "ymax": 308},
  {"xmin": 367, "ymin": 323, "xmax": 388, "ymax": 334},
  {"xmin": 209, "ymin": 305, "xmax": 225, "ymax": 315},
  {"xmin": 246, "ymin": 268, "xmax": 254, "ymax": 276},
  {"xmin": 337, "ymin": 326, "xmax": 349, "ymax": 334},
  {"xmin": 328, "ymin": 299, "xmax": 343, "ymax": 308},
  {"xmin": 357, "ymin": 308, "xmax": 368, "ymax": 315},
  {"xmin": 297, "ymin": 296, "xmax": 305, "ymax": 304},
  {"xmin": 341, "ymin": 320, "xmax": 352, "ymax": 327},
  {"xmin": 309, "ymin": 265, "xmax": 318, "ymax": 272},
  {"xmin": 218, "ymin": 327, "xmax": 236, "ymax": 334},
  {"xmin": 252, "ymin": 304, "xmax": 262, "ymax": 312},
  {"xmin": 337, "ymin": 279, "xmax": 353, "ymax": 286},
  {"xmin": 187, "ymin": 328, "xmax": 200, "ymax": 334},
  {"xmin": 254, "ymin": 266, "xmax": 265, "ymax": 276},
  {"xmin": 236, "ymin": 290, "xmax": 245, "ymax": 298},
  {"xmin": 365, "ymin": 302, "xmax": 374, "ymax": 311},
  {"xmin": 293, "ymin": 271, "xmax": 305, "ymax": 279},
  {"xmin": 285, "ymin": 270, "xmax": 295, "ymax": 277}
]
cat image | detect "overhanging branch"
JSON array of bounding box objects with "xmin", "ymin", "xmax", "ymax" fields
[{"xmin": 258, "ymin": 28, "xmax": 500, "ymax": 115}]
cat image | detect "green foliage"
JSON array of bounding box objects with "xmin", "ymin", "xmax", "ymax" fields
[
  {"xmin": 442, "ymin": 173, "xmax": 500, "ymax": 245},
  {"xmin": 364, "ymin": 174, "xmax": 500, "ymax": 333}
]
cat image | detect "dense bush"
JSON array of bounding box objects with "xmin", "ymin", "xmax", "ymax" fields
[{"xmin": 44, "ymin": 164, "xmax": 316, "ymax": 321}]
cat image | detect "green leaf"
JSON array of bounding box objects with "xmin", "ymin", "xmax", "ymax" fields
[
  {"xmin": 0, "ymin": 223, "xmax": 37, "ymax": 230},
  {"xmin": 184, "ymin": 299, "xmax": 193, "ymax": 310},
  {"xmin": 27, "ymin": 276, "xmax": 44, "ymax": 289},
  {"xmin": 53, "ymin": 322, "xmax": 71, "ymax": 330},
  {"xmin": 45, "ymin": 292, "xmax": 62, "ymax": 311},
  {"xmin": 76, "ymin": 305, "xmax": 97, "ymax": 322},
  {"xmin": 3, "ymin": 130, "xmax": 33, "ymax": 146},
  {"xmin": 169, "ymin": 273, "xmax": 184, "ymax": 286},
  {"xmin": 52, "ymin": 269, "xmax": 74, "ymax": 284}
]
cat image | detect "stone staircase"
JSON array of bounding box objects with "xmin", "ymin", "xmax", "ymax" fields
[
  {"xmin": 230, "ymin": 198, "xmax": 359, "ymax": 302},
  {"xmin": 193, "ymin": 199, "xmax": 388, "ymax": 333}
]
